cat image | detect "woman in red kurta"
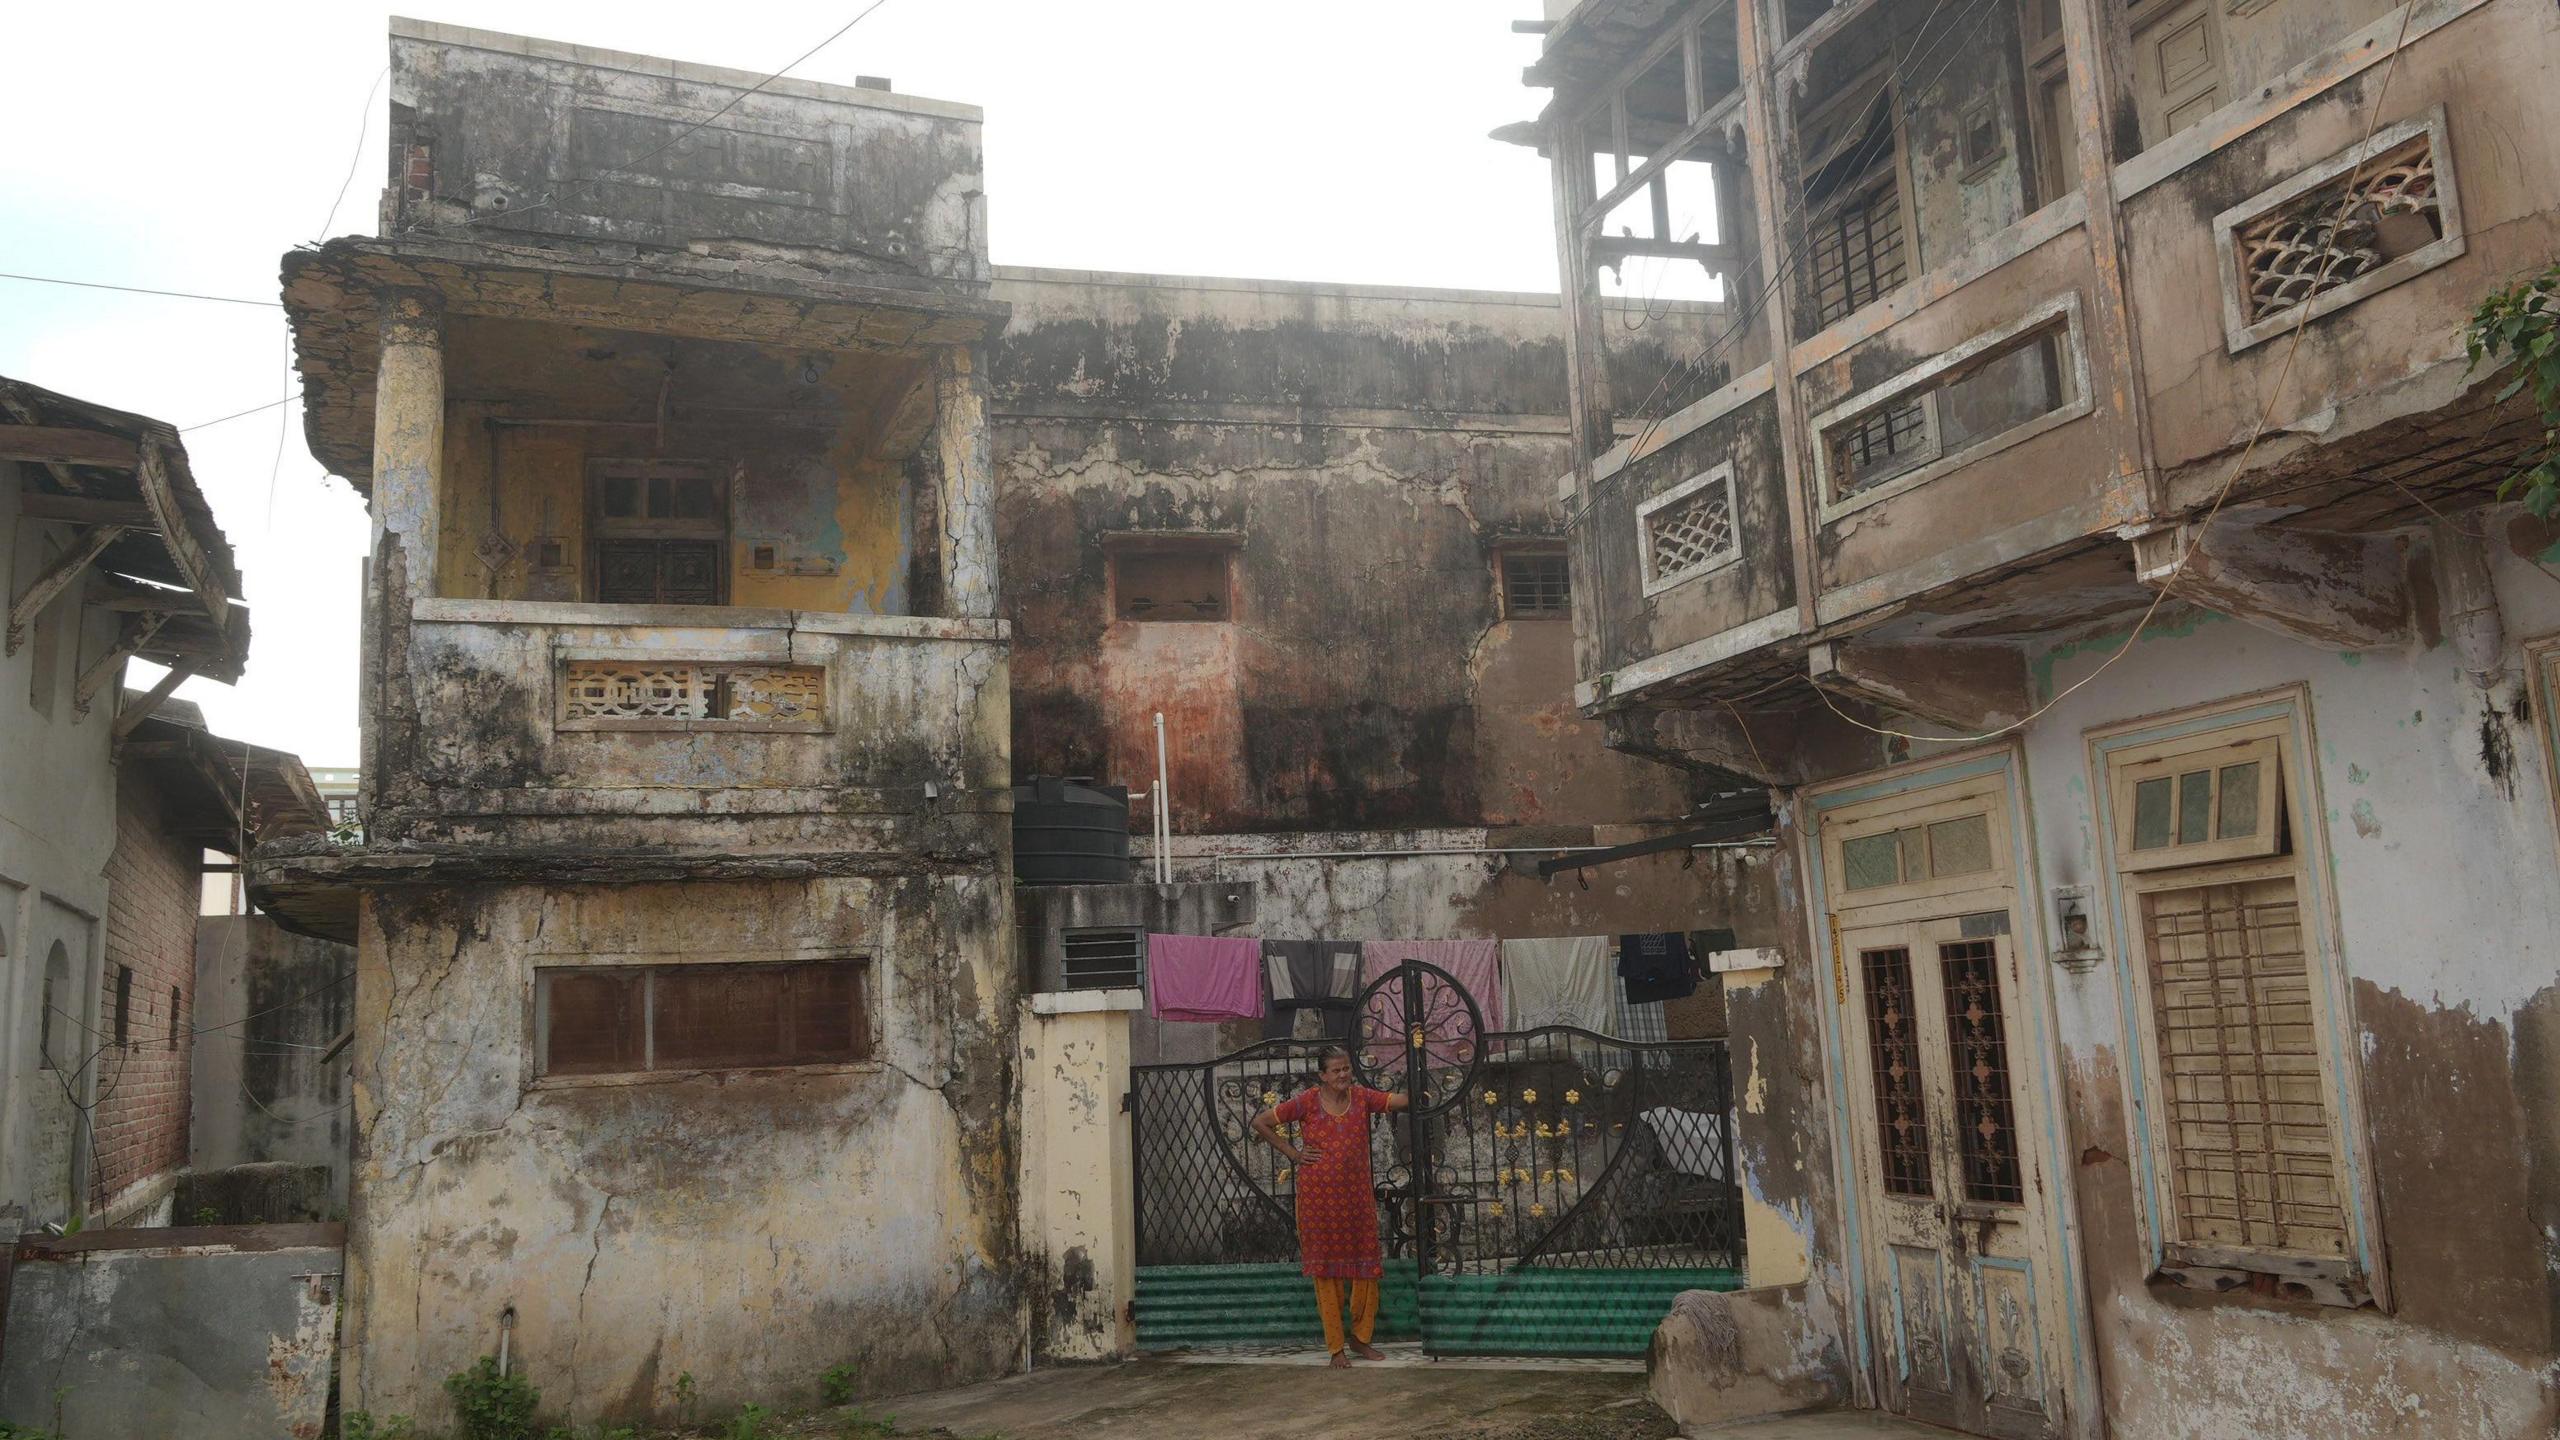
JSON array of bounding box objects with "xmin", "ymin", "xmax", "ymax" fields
[{"xmin": 1251, "ymin": 1046, "xmax": 1412, "ymax": 1364}]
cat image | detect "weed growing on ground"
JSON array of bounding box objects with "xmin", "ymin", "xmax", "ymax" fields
[
  {"xmin": 0, "ymin": 1423, "xmax": 62, "ymax": 1440},
  {"xmin": 833, "ymin": 1408, "xmax": 897, "ymax": 1438},
  {"xmin": 340, "ymin": 1415, "xmax": 418, "ymax": 1440},
  {"xmin": 721, "ymin": 1403, "xmax": 772, "ymax": 1440},
  {"xmin": 818, "ymin": 1364, "xmax": 858, "ymax": 1407},
  {"xmin": 444, "ymin": 1356, "xmax": 541, "ymax": 1440}
]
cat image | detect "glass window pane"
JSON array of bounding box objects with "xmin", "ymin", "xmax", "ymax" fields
[
  {"xmin": 674, "ymin": 478, "xmax": 719, "ymax": 520},
  {"xmin": 544, "ymin": 971, "xmax": 644, "ymax": 1077},
  {"xmin": 2177, "ymin": 770, "xmax": 2213, "ymax": 845},
  {"xmin": 654, "ymin": 967, "xmax": 788, "ymax": 1069},
  {"xmin": 2216, "ymin": 762, "xmax": 2261, "ymax": 839},
  {"xmin": 647, "ymin": 475, "xmax": 674, "ymax": 518},
  {"xmin": 602, "ymin": 476, "xmax": 640, "ymax": 518},
  {"xmin": 789, "ymin": 965, "xmax": 869, "ymax": 1063},
  {"xmin": 2133, "ymin": 777, "xmax": 2173, "ymax": 849},
  {"xmin": 1843, "ymin": 831, "xmax": 1904, "ymax": 890},
  {"xmin": 1926, "ymin": 815, "xmax": 1992, "ymax": 877}
]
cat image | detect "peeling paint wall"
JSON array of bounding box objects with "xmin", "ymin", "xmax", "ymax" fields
[
  {"xmin": 341, "ymin": 875, "xmax": 1019, "ymax": 1429},
  {"xmin": 989, "ymin": 268, "xmax": 1703, "ymax": 836},
  {"xmin": 2017, "ymin": 542, "xmax": 2560, "ymax": 1438},
  {"xmin": 1016, "ymin": 990, "xmax": 1140, "ymax": 1363}
]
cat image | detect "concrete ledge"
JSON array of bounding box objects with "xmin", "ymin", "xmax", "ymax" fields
[
  {"xmin": 412, "ymin": 597, "xmax": 1009, "ymax": 643},
  {"xmin": 1029, "ymin": 988, "xmax": 1145, "ymax": 1016}
]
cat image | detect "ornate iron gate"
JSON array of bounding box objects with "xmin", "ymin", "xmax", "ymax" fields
[{"xmin": 1129, "ymin": 960, "xmax": 1744, "ymax": 1356}]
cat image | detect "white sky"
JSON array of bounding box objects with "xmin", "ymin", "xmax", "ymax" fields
[{"xmin": 0, "ymin": 2, "xmax": 1563, "ymax": 768}]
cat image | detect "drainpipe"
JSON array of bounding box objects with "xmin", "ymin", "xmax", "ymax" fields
[{"xmin": 1153, "ymin": 712, "xmax": 1173, "ymax": 885}]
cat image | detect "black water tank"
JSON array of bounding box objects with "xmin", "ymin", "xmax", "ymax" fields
[{"xmin": 1012, "ymin": 777, "xmax": 1135, "ymax": 885}]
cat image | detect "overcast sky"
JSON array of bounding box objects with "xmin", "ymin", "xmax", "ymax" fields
[{"xmin": 1, "ymin": 2, "xmax": 1562, "ymax": 768}]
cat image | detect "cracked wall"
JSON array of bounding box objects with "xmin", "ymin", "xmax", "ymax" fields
[{"xmin": 341, "ymin": 875, "xmax": 1019, "ymax": 1430}]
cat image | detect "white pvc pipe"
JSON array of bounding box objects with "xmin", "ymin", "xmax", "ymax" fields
[{"xmin": 1152, "ymin": 712, "xmax": 1172, "ymax": 885}]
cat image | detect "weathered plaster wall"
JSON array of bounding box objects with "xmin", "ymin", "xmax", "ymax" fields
[
  {"xmin": 1016, "ymin": 989, "xmax": 1140, "ymax": 1363},
  {"xmin": 0, "ymin": 457, "xmax": 122, "ymax": 1229},
  {"xmin": 341, "ymin": 874, "xmax": 1018, "ymax": 1430},
  {"xmin": 2014, "ymin": 537, "xmax": 2560, "ymax": 1437},
  {"xmin": 989, "ymin": 268, "xmax": 1701, "ymax": 836},
  {"xmin": 386, "ymin": 19, "xmax": 989, "ymax": 287},
  {"xmin": 2129, "ymin": 0, "xmax": 2560, "ymax": 502},
  {"xmin": 192, "ymin": 916, "xmax": 355, "ymax": 1205}
]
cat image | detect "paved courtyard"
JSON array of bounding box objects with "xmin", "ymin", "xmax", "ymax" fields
[{"xmin": 853, "ymin": 1350, "xmax": 1952, "ymax": 1440}]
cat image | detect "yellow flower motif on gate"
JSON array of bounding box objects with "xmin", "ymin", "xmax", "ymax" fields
[
  {"xmin": 1557, "ymin": 1166, "xmax": 1575, "ymax": 1183},
  {"xmin": 1535, "ymin": 1121, "xmax": 1556, "ymax": 1139},
  {"xmin": 1539, "ymin": 1169, "xmax": 1554, "ymax": 1185},
  {"xmin": 1483, "ymin": 1089, "xmax": 1499, "ymax": 1106},
  {"xmin": 1520, "ymin": 1088, "xmax": 1538, "ymax": 1104},
  {"xmin": 1529, "ymin": 1203, "xmax": 1547, "ymax": 1218},
  {"xmin": 1564, "ymin": 1088, "xmax": 1581, "ymax": 1106},
  {"xmin": 1262, "ymin": 1091, "xmax": 1280, "ymax": 1107},
  {"xmin": 1488, "ymin": 1201, "xmax": 1505, "ymax": 1218}
]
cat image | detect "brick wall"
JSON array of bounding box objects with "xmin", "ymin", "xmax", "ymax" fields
[{"xmin": 90, "ymin": 768, "xmax": 202, "ymax": 1215}]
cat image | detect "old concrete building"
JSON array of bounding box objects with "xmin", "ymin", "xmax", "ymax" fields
[
  {"xmin": 261, "ymin": 19, "xmax": 1019, "ymax": 1428},
  {"xmin": 0, "ymin": 377, "xmax": 323, "ymax": 1231},
  {"xmin": 1511, "ymin": 0, "xmax": 2560, "ymax": 1435}
]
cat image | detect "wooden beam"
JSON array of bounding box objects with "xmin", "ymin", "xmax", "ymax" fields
[
  {"xmin": 1808, "ymin": 638, "xmax": 2033, "ymax": 733},
  {"xmin": 113, "ymin": 660, "xmax": 196, "ymax": 740},
  {"xmin": 5, "ymin": 524, "xmax": 125, "ymax": 655},
  {"xmin": 0, "ymin": 425, "xmax": 139, "ymax": 469},
  {"xmin": 2132, "ymin": 519, "xmax": 2410, "ymax": 651},
  {"xmin": 20, "ymin": 493, "xmax": 156, "ymax": 527},
  {"xmin": 71, "ymin": 612, "xmax": 167, "ymax": 715}
]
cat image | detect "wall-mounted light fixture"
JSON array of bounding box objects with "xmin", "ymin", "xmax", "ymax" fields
[{"xmin": 2050, "ymin": 885, "xmax": 2103, "ymax": 972}]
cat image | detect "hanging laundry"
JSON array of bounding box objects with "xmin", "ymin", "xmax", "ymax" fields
[
  {"xmin": 1500, "ymin": 937, "xmax": 1612, "ymax": 1034},
  {"xmin": 1145, "ymin": 933, "xmax": 1266, "ymax": 1023},
  {"xmin": 1360, "ymin": 940, "xmax": 1501, "ymax": 1067},
  {"xmin": 1617, "ymin": 931, "xmax": 1698, "ymax": 1003},
  {"xmin": 1613, "ymin": 991, "xmax": 1669, "ymax": 1045},
  {"xmin": 1261, "ymin": 939, "xmax": 1362, "ymax": 1041}
]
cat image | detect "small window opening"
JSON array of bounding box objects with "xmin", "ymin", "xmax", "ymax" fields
[
  {"xmin": 1112, "ymin": 550, "xmax": 1231, "ymax": 622},
  {"xmin": 537, "ymin": 960, "xmax": 872, "ymax": 1079},
  {"xmin": 169, "ymin": 986, "xmax": 183, "ymax": 1049},
  {"xmin": 1499, "ymin": 550, "xmax": 1572, "ymax": 619},
  {"xmin": 1060, "ymin": 929, "xmax": 1145, "ymax": 991},
  {"xmin": 113, "ymin": 965, "xmax": 133, "ymax": 1048}
]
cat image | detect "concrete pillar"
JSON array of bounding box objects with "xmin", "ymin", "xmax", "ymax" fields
[
  {"xmin": 935, "ymin": 345, "xmax": 999, "ymax": 619},
  {"xmin": 1016, "ymin": 988, "xmax": 1141, "ymax": 1362},
  {"xmin": 372, "ymin": 288, "xmax": 446, "ymax": 608}
]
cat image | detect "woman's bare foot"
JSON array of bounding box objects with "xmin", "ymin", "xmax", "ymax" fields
[
  {"xmin": 1349, "ymin": 1340, "xmax": 1384, "ymax": 1361},
  {"xmin": 1328, "ymin": 1350, "xmax": 1351, "ymax": 1368}
]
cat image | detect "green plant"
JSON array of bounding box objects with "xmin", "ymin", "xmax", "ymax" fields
[
  {"xmin": 2466, "ymin": 260, "xmax": 2560, "ymax": 519},
  {"xmin": 192, "ymin": 1205, "xmax": 221, "ymax": 1226},
  {"xmin": 819, "ymin": 1363, "xmax": 858, "ymax": 1407},
  {"xmin": 443, "ymin": 1356, "xmax": 540, "ymax": 1440},
  {"xmin": 673, "ymin": 1370, "xmax": 700, "ymax": 1425},
  {"xmin": 0, "ymin": 1421, "xmax": 63, "ymax": 1440},
  {"xmin": 722, "ymin": 1402, "xmax": 772, "ymax": 1440},
  {"xmin": 341, "ymin": 1415, "xmax": 417, "ymax": 1440},
  {"xmin": 835, "ymin": 1412, "xmax": 899, "ymax": 1439}
]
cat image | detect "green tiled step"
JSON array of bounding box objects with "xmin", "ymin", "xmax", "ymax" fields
[
  {"xmin": 1136, "ymin": 1262, "xmax": 1741, "ymax": 1356},
  {"xmin": 1136, "ymin": 1262, "xmax": 1421, "ymax": 1350},
  {"xmin": 1418, "ymin": 1268, "xmax": 1745, "ymax": 1358}
]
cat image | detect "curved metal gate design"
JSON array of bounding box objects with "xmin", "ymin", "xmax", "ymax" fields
[{"xmin": 1130, "ymin": 960, "xmax": 1745, "ymax": 1356}]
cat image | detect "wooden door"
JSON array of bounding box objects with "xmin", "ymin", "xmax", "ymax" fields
[
  {"xmin": 1843, "ymin": 913, "xmax": 2059, "ymax": 1439},
  {"xmin": 2130, "ymin": 0, "xmax": 2225, "ymax": 145}
]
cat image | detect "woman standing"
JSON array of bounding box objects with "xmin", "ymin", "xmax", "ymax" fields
[{"xmin": 1250, "ymin": 1045, "xmax": 1411, "ymax": 1365}]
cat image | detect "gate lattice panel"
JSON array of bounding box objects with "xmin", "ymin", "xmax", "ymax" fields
[{"xmin": 1129, "ymin": 960, "xmax": 1744, "ymax": 1356}]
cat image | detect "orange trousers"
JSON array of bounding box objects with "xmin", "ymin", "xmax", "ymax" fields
[{"xmin": 1311, "ymin": 1277, "xmax": 1380, "ymax": 1354}]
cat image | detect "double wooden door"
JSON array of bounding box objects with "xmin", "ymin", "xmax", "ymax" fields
[{"xmin": 1840, "ymin": 909, "xmax": 2061, "ymax": 1439}]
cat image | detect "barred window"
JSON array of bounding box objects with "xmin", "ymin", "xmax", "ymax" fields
[
  {"xmin": 1799, "ymin": 69, "xmax": 1908, "ymax": 327},
  {"xmin": 1498, "ymin": 549, "xmax": 1570, "ymax": 619},
  {"xmin": 1061, "ymin": 929, "xmax": 1145, "ymax": 991},
  {"xmin": 2213, "ymin": 111, "xmax": 2461, "ymax": 353},
  {"xmin": 536, "ymin": 960, "xmax": 871, "ymax": 1078}
]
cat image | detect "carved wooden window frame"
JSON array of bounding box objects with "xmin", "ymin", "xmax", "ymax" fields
[
  {"xmin": 1822, "ymin": 784, "xmax": 2011, "ymax": 914},
  {"xmin": 2087, "ymin": 693, "xmax": 2387, "ymax": 1308},
  {"xmin": 2211, "ymin": 105, "xmax": 2463, "ymax": 354},
  {"xmin": 531, "ymin": 957, "xmax": 875, "ymax": 1085},
  {"xmin": 1636, "ymin": 462, "xmax": 1741, "ymax": 597}
]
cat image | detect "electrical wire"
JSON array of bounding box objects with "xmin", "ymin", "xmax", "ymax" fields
[
  {"xmin": 178, "ymin": 392, "xmax": 301, "ymax": 432},
  {"xmin": 0, "ymin": 271, "xmax": 281, "ymax": 308}
]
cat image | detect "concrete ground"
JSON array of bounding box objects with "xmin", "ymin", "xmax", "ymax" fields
[{"xmin": 825, "ymin": 1351, "xmax": 1954, "ymax": 1440}]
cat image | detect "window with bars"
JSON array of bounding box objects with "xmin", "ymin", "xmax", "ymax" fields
[
  {"xmin": 1799, "ymin": 69, "xmax": 1908, "ymax": 328},
  {"xmin": 1637, "ymin": 464, "xmax": 1739, "ymax": 595},
  {"xmin": 2138, "ymin": 876, "xmax": 2349, "ymax": 1258},
  {"xmin": 589, "ymin": 461, "xmax": 729, "ymax": 606},
  {"xmin": 1815, "ymin": 299, "xmax": 2085, "ymax": 511},
  {"xmin": 1498, "ymin": 549, "xmax": 1571, "ymax": 619},
  {"xmin": 1861, "ymin": 946, "xmax": 1933, "ymax": 1198},
  {"xmin": 1939, "ymin": 940, "xmax": 2023, "ymax": 1205},
  {"xmin": 1112, "ymin": 549, "xmax": 1232, "ymax": 622},
  {"xmin": 1060, "ymin": 929, "xmax": 1145, "ymax": 992},
  {"xmin": 535, "ymin": 960, "xmax": 871, "ymax": 1079}
]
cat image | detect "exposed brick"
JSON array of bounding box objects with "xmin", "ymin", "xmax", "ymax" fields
[{"xmin": 89, "ymin": 768, "xmax": 201, "ymax": 1211}]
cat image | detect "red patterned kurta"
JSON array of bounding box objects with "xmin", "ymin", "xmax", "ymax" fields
[{"xmin": 1273, "ymin": 1085, "xmax": 1389, "ymax": 1279}]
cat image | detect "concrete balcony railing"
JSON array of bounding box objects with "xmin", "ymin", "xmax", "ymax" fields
[{"xmin": 374, "ymin": 598, "xmax": 1009, "ymax": 853}]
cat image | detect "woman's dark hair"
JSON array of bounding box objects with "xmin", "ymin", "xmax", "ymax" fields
[{"xmin": 1313, "ymin": 1044, "xmax": 1355, "ymax": 1072}]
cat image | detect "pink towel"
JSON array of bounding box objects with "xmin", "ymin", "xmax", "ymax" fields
[
  {"xmin": 1360, "ymin": 940, "xmax": 1502, "ymax": 1069},
  {"xmin": 1145, "ymin": 934, "xmax": 1266, "ymax": 1023}
]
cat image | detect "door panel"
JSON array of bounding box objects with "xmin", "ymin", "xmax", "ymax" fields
[
  {"xmin": 2133, "ymin": 0, "xmax": 2224, "ymax": 145},
  {"xmin": 1844, "ymin": 915, "xmax": 2059, "ymax": 1439}
]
